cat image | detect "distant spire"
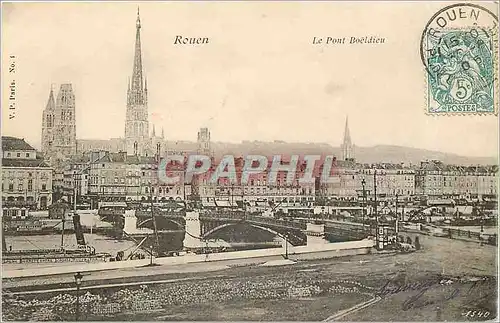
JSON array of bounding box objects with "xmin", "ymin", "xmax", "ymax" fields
[
  {"xmin": 152, "ymin": 124, "xmax": 156, "ymax": 137},
  {"xmin": 341, "ymin": 116, "xmax": 354, "ymax": 161},
  {"xmin": 45, "ymin": 86, "xmax": 55, "ymax": 110},
  {"xmin": 161, "ymin": 127, "xmax": 165, "ymax": 139},
  {"xmin": 343, "ymin": 116, "xmax": 351, "ymax": 144}
]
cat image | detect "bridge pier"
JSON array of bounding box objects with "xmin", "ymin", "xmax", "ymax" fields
[
  {"xmin": 183, "ymin": 211, "xmax": 203, "ymax": 250},
  {"xmin": 306, "ymin": 223, "xmax": 328, "ymax": 246},
  {"xmin": 123, "ymin": 210, "xmax": 137, "ymax": 234}
]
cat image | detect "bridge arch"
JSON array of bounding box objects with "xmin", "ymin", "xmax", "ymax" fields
[
  {"xmin": 137, "ymin": 218, "xmax": 183, "ymax": 230},
  {"xmin": 202, "ymin": 222, "xmax": 288, "ymax": 243}
]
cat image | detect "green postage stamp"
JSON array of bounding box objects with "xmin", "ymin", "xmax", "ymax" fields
[{"xmin": 421, "ymin": 4, "xmax": 498, "ymax": 115}]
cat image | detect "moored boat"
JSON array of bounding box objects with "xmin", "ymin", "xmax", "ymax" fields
[{"xmin": 2, "ymin": 214, "xmax": 111, "ymax": 264}]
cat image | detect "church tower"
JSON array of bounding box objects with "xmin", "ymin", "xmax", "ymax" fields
[
  {"xmin": 41, "ymin": 87, "xmax": 56, "ymax": 157},
  {"xmin": 197, "ymin": 127, "xmax": 211, "ymax": 156},
  {"xmin": 151, "ymin": 124, "xmax": 166, "ymax": 161},
  {"xmin": 125, "ymin": 8, "xmax": 149, "ymax": 156},
  {"xmin": 341, "ymin": 116, "xmax": 354, "ymax": 161},
  {"xmin": 53, "ymin": 84, "xmax": 77, "ymax": 158}
]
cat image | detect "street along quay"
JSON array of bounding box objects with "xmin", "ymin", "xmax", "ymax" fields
[
  {"xmin": 3, "ymin": 238, "xmax": 375, "ymax": 279},
  {"xmin": 2, "ymin": 233, "xmax": 496, "ymax": 321}
]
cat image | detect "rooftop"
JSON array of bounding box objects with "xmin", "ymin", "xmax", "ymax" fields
[
  {"xmin": 2, "ymin": 158, "xmax": 50, "ymax": 168},
  {"xmin": 2, "ymin": 136, "xmax": 36, "ymax": 151},
  {"xmin": 94, "ymin": 152, "xmax": 157, "ymax": 165},
  {"xmin": 419, "ymin": 160, "xmax": 498, "ymax": 173}
]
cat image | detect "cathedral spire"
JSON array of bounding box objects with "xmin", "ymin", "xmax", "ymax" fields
[
  {"xmin": 152, "ymin": 124, "xmax": 156, "ymax": 137},
  {"xmin": 131, "ymin": 6, "xmax": 144, "ymax": 99},
  {"xmin": 125, "ymin": 7, "xmax": 149, "ymax": 156},
  {"xmin": 137, "ymin": 7, "xmax": 140, "ymax": 26},
  {"xmin": 161, "ymin": 127, "xmax": 165, "ymax": 138}
]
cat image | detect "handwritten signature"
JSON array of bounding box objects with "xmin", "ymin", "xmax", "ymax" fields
[
  {"xmin": 375, "ymin": 274, "xmax": 441, "ymax": 298},
  {"xmin": 401, "ymin": 286, "xmax": 460, "ymax": 311},
  {"xmin": 375, "ymin": 274, "xmax": 495, "ymax": 312}
]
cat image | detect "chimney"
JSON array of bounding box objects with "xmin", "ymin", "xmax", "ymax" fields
[{"xmin": 119, "ymin": 151, "xmax": 127, "ymax": 162}]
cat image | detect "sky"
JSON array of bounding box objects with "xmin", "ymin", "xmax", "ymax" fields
[{"xmin": 1, "ymin": 2, "xmax": 498, "ymax": 157}]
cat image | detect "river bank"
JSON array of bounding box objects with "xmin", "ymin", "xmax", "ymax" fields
[{"xmin": 2, "ymin": 233, "xmax": 497, "ymax": 321}]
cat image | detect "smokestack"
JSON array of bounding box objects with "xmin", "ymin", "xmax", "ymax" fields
[{"xmin": 72, "ymin": 214, "xmax": 86, "ymax": 246}]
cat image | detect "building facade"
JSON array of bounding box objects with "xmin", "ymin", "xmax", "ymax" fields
[
  {"xmin": 317, "ymin": 161, "xmax": 416, "ymax": 201},
  {"xmin": 196, "ymin": 157, "xmax": 317, "ymax": 211},
  {"xmin": 2, "ymin": 137, "xmax": 53, "ymax": 212},
  {"xmin": 416, "ymin": 160, "xmax": 498, "ymax": 198},
  {"xmin": 88, "ymin": 151, "xmax": 185, "ymax": 204},
  {"xmin": 76, "ymin": 138, "xmax": 125, "ymax": 154}
]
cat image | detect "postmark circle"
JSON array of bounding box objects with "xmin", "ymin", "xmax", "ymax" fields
[{"xmin": 420, "ymin": 3, "xmax": 498, "ymax": 72}]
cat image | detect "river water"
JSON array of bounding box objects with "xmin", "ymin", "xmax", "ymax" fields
[{"xmin": 4, "ymin": 213, "xmax": 287, "ymax": 258}]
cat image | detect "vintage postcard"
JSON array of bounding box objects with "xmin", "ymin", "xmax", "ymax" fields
[{"xmin": 1, "ymin": 1, "xmax": 498, "ymax": 322}]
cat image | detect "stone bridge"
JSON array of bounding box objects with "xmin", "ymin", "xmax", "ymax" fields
[{"xmin": 99, "ymin": 209, "xmax": 372, "ymax": 250}]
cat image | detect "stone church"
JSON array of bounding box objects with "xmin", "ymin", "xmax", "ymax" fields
[
  {"xmin": 41, "ymin": 84, "xmax": 77, "ymax": 162},
  {"xmin": 42, "ymin": 9, "xmax": 212, "ymax": 164}
]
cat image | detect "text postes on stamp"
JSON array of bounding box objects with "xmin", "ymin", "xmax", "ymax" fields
[{"xmin": 420, "ymin": 3, "xmax": 498, "ymax": 115}]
